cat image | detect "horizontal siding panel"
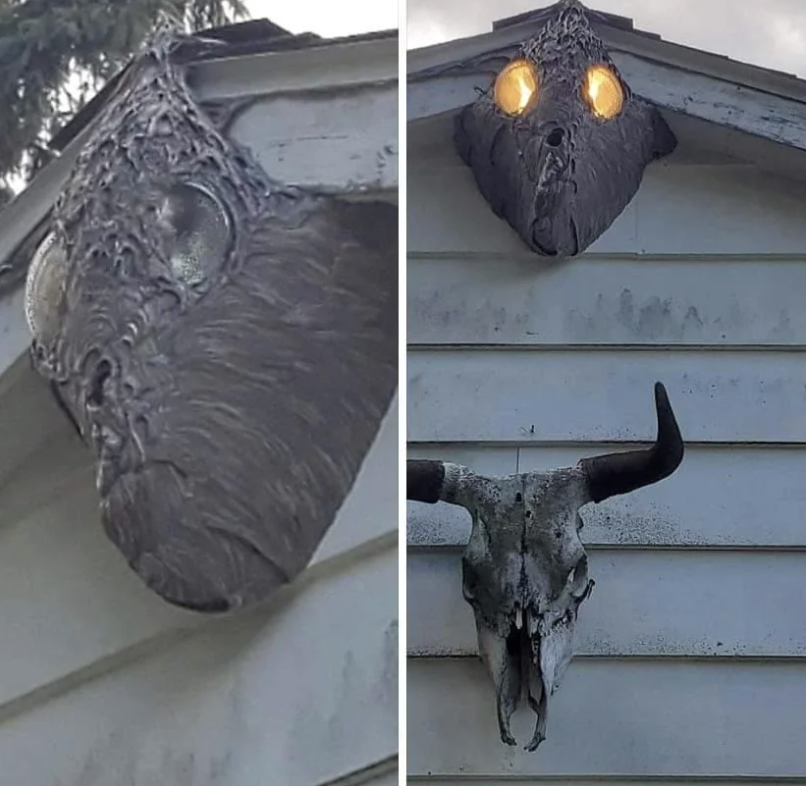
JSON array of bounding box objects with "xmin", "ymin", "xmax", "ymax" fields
[
  {"xmin": 408, "ymin": 549, "xmax": 806, "ymax": 658},
  {"xmin": 407, "ymin": 445, "xmax": 518, "ymax": 476},
  {"xmin": 354, "ymin": 767, "xmax": 397, "ymax": 786},
  {"xmin": 407, "ymin": 445, "xmax": 806, "ymax": 548},
  {"xmin": 0, "ymin": 289, "xmax": 28, "ymax": 376},
  {"xmin": 407, "ymin": 163, "xmax": 635, "ymax": 256},
  {"xmin": 0, "ymin": 545, "xmax": 397, "ymax": 786},
  {"xmin": 409, "ymin": 774, "xmax": 806, "ymax": 786},
  {"xmin": 0, "ymin": 483, "xmax": 191, "ymax": 709},
  {"xmin": 636, "ymin": 164, "xmax": 806, "ymax": 256},
  {"xmin": 408, "ymin": 256, "xmax": 806, "ymax": 347},
  {"xmin": 408, "ymin": 658, "xmax": 806, "ymax": 777},
  {"xmin": 408, "ymin": 162, "xmax": 806, "ymax": 256},
  {"xmin": 0, "ymin": 395, "xmax": 397, "ymax": 711},
  {"xmin": 408, "ymin": 350, "xmax": 806, "ymax": 443},
  {"xmin": 0, "ymin": 427, "xmax": 91, "ymax": 530},
  {"xmin": 230, "ymin": 85, "xmax": 397, "ymax": 193},
  {"xmin": 310, "ymin": 394, "xmax": 398, "ymax": 563},
  {"xmin": 0, "ymin": 361, "xmax": 68, "ymax": 493}
]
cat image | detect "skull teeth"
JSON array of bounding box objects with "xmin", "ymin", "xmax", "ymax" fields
[{"xmin": 513, "ymin": 606, "xmax": 541, "ymax": 636}]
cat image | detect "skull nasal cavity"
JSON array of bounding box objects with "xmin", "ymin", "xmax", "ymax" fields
[{"xmin": 547, "ymin": 128, "xmax": 565, "ymax": 147}]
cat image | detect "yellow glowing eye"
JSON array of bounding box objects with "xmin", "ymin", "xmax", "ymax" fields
[
  {"xmin": 493, "ymin": 59, "xmax": 539, "ymax": 116},
  {"xmin": 584, "ymin": 64, "xmax": 625, "ymax": 119}
]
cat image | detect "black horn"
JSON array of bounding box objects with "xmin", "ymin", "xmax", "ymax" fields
[
  {"xmin": 579, "ymin": 382, "xmax": 684, "ymax": 503},
  {"xmin": 407, "ymin": 459, "xmax": 447, "ymax": 503}
]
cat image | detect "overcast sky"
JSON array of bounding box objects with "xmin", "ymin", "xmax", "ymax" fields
[
  {"xmin": 241, "ymin": 1, "xmax": 804, "ymax": 78},
  {"xmin": 244, "ymin": 0, "xmax": 398, "ymax": 38},
  {"xmin": 408, "ymin": 0, "xmax": 806, "ymax": 77}
]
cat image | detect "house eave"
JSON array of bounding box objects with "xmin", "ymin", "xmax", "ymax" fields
[
  {"xmin": 191, "ymin": 35, "xmax": 397, "ymax": 101},
  {"xmin": 0, "ymin": 31, "xmax": 399, "ymax": 491},
  {"xmin": 407, "ymin": 20, "xmax": 806, "ymax": 167},
  {"xmin": 0, "ymin": 31, "xmax": 399, "ymax": 283},
  {"xmin": 409, "ymin": 16, "xmax": 806, "ymax": 102}
]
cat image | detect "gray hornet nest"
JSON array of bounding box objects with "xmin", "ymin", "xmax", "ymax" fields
[
  {"xmin": 454, "ymin": 0, "xmax": 677, "ymax": 256},
  {"xmin": 24, "ymin": 24, "xmax": 397, "ymax": 612},
  {"xmin": 408, "ymin": 382, "xmax": 684, "ymax": 751}
]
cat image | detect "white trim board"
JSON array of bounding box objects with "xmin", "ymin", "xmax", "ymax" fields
[
  {"xmin": 407, "ymin": 14, "xmax": 806, "ymax": 183},
  {"xmin": 408, "ymin": 52, "xmax": 806, "ymax": 160}
]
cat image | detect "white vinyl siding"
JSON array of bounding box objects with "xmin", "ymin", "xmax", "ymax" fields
[{"xmin": 407, "ymin": 120, "xmax": 806, "ymax": 781}]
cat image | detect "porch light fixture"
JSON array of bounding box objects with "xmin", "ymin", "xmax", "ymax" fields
[
  {"xmin": 584, "ymin": 64, "xmax": 624, "ymax": 119},
  {"xmin": 494, "ymin": 59, "xmax": 539, "ymax": 116}
]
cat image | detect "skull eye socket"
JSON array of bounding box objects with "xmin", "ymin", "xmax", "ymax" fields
[
  {"xmin": 25, "ymin": 231, "xmax": 67, "ymax": 343},
  {"xmin": 583, "ymin": 64, "xmax": 625, "ymax": 120},
  {"xmin": 493, "ymin": 59, "xmax": 539, "ymax": 117},
  {"xmin": 155, "ymin": 182, "xmax": 233, "ymax": 286}
]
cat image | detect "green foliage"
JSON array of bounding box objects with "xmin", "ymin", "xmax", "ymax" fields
[{"xmin": 0, "ymin": 0, "xmax": 248, "ymax": 198}]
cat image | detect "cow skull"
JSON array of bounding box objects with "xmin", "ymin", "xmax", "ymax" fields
[{"xmin": 407, "ymin": 382, "xmax": 684, "ymax": 751}]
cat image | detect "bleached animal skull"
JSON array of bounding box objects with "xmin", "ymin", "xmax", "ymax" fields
[{"xmin": 407, "ymin": 382, "xmax": 684, "ymax": 751}]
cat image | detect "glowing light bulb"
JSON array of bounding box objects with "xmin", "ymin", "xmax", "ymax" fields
[
  {"xmin": 584, "ymin": 65, "xmax": 624, "ymax": 119},
  {"xmin": 494, "ymin": 59, "xmax": 539, "ymax": 116}
]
